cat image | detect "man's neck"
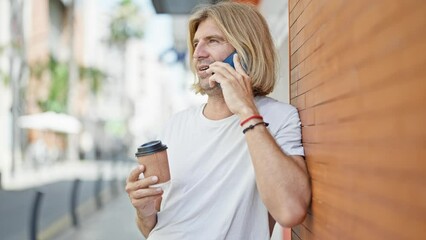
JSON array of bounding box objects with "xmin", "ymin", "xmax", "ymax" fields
[{"xmin": 203, "ymin": 96, "xmax": 233, "ymax": 120}]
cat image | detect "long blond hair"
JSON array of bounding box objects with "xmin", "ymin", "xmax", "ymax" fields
[{"xmin": 188, "ymin": 1, "xmax": 277, "ymax": 96}]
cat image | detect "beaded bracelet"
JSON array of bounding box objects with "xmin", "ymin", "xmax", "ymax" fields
[{"xmin": 242, "ymin": 121, "xmax": 269, "ymax": 134}]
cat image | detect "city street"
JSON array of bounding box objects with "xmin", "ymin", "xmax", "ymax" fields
[
  {"xmin": 0, "ymin": 160, "xmax": 135, "ymax": 240},
  {"xmin": 54, "ymin": 193, "xmax": 143, "ymax": 240}
]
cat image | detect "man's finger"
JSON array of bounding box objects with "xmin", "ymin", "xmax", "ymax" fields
[
  {"xmin": 132, "ymin": 187, "xmax": 163, "ymax": 199},
  {"xmin": 127, "ymin": 165, "xmax": 144, "ymax": 183},
  {"xmin": 234, "ymin": 54, "xmax": 247, "ymax": 75}
]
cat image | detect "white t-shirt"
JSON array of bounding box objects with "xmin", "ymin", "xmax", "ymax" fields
[{"xmin": 148, "ymin": 96, "xmax": 304, "ymax": 240}]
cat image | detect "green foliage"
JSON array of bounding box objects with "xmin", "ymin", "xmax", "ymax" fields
[
  {"xmin": 38, "ymin": 56, "xmax": 69, "ymax": 113},
  {"xmin": 107, "ymin": 0, "xmax": 144, "ymax": 47},
  {"xmin": 0, "ymin": 71, "xmax": 10, "ymax": 86},
  {"xmin": 79, "ymin": 66, "xmax": 106, "ymax": 95},
  {"xmin": 30, "ymin": 55, "xmax": 107, "ymax": 112}
]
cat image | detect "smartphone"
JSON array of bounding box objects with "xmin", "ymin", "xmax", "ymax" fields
[
  {"xmin": 223, "ymin": 51, "xmax": 237, "ymax": 69},
  {"xmin": 223, "ymin": 51, "xmax": 247, "ymax": 71}
]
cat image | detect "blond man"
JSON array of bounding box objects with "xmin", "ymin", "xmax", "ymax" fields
[{"xmin": 126, "ymin": 2, "xmax": 311, "ymax": 239}]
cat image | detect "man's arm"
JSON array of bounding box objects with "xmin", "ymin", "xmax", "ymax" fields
[
  {"xmin": 135, "ymin": 211, "xmax": 157, "ymax": 238},
  {"xmin": 207, "ymin": 55, "xmax": 311, "ymax": 227},
  {"xmin": 244, "ymin": 121, "xmax": 311, "ymax": 227}
]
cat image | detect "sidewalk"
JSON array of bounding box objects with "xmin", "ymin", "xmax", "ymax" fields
[
  {"xmin": 54, "ymin": 193, "xmax": 144, "ymax": 240},
  {"xmin": 0, "ymin": 160, "xmax": 138, "ymax": 240},
  {"xmin": 54, "ymin": 192, "xmax": 283, "ymax": 240},
  {"xmin": 1, "ymin": 158, "xmax": 285, "ymax": 240}
]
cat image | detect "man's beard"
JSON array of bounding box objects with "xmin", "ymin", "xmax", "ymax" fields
[{"xmin": 198, "ymin": 77, "xmax": 223, "ymax": 96}]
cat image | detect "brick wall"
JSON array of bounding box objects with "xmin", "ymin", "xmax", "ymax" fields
[{"xmin": 288, "ymin": 0, "xmax": 426, "ymax": 239}]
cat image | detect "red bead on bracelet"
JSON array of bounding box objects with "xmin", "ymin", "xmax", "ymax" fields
[{"xmin": 240, "ymin": 115, "xmax": 263, "ymax": 126}]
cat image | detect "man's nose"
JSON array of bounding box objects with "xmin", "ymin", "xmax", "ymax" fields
[{"xmin": 193, "ymin": 42, "xmax": 208, "ymax": 59}]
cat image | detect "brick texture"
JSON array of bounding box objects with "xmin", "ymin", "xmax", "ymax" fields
[{"xmin": 288, "ymin": 0, "xmax": 426, "ymax": 239}]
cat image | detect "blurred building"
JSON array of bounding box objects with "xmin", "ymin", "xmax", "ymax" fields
[
  {"xmin": 0, "ymin": 0, "xmax": 12, "ymax": 174},
  {"xmin": 0, "ymin": 0, "xmax": 142, "ymax": 180},
  {"xmin": 0, "ymin": 0, "xmax": 290, "ymax": 194},
  {"xmin": 0, "ymin": 0, "xmax": 207, "ymax": 185}
]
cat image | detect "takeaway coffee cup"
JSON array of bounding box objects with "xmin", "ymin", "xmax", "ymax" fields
[{"xmin": 135, "ymin": 140, "xmax": 170, "ymax": 211}]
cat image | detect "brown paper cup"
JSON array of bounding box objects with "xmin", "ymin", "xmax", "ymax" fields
[
  {"xmin": 137, "ymin": 150, "xmax": 170, "ymax": 183},
  {"xmin": 135, "ymin": 140, "xmax": 170, "ymax": 211}
]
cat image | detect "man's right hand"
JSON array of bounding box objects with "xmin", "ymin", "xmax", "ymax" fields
[{"xmin": 126, "ymin": 165, "xmax": 163, "ymax": 218}]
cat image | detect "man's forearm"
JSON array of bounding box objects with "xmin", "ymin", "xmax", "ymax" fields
[
  {"xmin": 245, "ymin": 125, "xmax": 311, "ymax": 226},
  {"xmin": 136, "ymin": 212, "xmax": 157, "ymax": 238}
]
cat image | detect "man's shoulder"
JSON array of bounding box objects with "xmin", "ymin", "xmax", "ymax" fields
[
  {"xmin": 169, "ymin": 104, "xmax": 203, "ymax": 122},
  {"xmin": 256, "ymin": 96, "xmax": 302, "ymax": 140},
  {"xmin": 162, "ymin": 104, "xmax": 203, "ymax": 138},
  {"xmin": 256, "ymin": 96, "xmax": 298, "ymax": 115}
]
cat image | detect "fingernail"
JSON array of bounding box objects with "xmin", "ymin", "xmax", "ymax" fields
[
  {"xmin": 156, "ymin": 188, "xmax": 163, "ymax": 192},
  {"xmin": 139, "ymin": 165, "xmax": 144, "ymax": 170},
  {"xmin": 151, "ymin": 176, "xmax": 158, "ymax": 182}
]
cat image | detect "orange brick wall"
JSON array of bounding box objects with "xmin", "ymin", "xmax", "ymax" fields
[{"xmin": 288, "ymin": 0, "xmax": 426, "ymax": 239}]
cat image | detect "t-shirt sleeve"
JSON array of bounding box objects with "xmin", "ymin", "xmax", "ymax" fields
[{"xmin": 274, "ymin": 108, "xmax": 304, "ymax": 156}]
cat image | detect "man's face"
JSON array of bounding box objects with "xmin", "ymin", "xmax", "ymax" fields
[{"xmin": 192, "ymin": 18, "xmax": 235, "ymax": 92}]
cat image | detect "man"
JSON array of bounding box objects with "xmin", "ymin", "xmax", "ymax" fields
[{"xmin": 126, "ymin": 2, "xmax": 311, "ymax": 239}]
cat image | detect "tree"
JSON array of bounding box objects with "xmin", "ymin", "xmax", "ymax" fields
[
  {"xmin": 104, "ymin": 0, "xmax": 145, "ymax": 142},
  {"xmin": 107, "ymin": 0, "xmax": 144, "ymax": 49}
]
